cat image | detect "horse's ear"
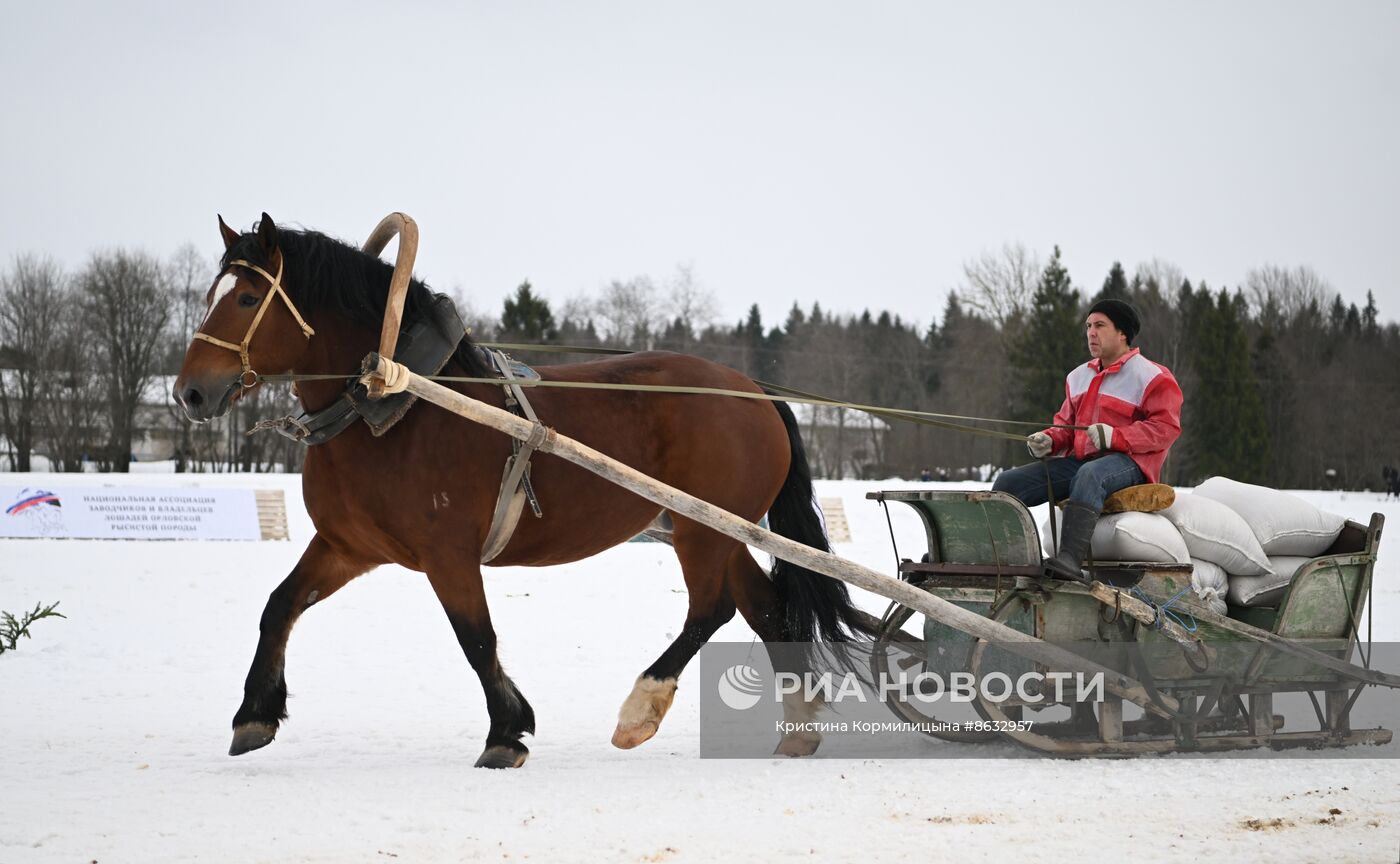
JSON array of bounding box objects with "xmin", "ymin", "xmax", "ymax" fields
[
  {"xmin": 257, "ymin": 212, "xmax": 278, "ymax": 254},
  {"xmin": 217, "ymin": 214, "xmax": 240, "ymax": 250}
]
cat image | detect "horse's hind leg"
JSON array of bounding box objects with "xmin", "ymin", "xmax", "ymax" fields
[
  {"xmin": 612, "ymin": 520, "xmax": 738, "ymax": 749},
  {"xmin": 725, "ymin": 546, "xmax": 826, "ymax": 757},
  {"xmin": 231, "ymin": 534, "xmax": 372, "ymax": 756},
  {"xmin": 424, "ymin": 560, "xmax": 536, "ymax": 769}
]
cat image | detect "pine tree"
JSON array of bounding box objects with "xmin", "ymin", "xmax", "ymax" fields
[
  {"xmin": 922, "ymin": 318, "xmax": 941, "ymax": 394},
  {"xmin": 1186, "ymin": 289, "xmax": 1269, "ymax": 483},
  {"xmin": 655, "ymin": 316, "xmax": 694, "ymax": 352},
  {"xmin": 556, "ymin": 317, "xmax": 600, "ymax": 347},
  {"xmin": 1010, "ymin": 246, "xmax": 1083, "ymax": 422},
  {"xmin": 1362, "ymin": 291, "xmax": 1380, "ymax": 339},
  {"xmin": 1328, "ymin": 295, "xmax": 1347, "ymax": 332},
  {"xmin": 499, "ymin": 281, "xmax": 557, "ymax": 342},
  {"xmin": 1097, "ymin": 261, "xmax": 1129, "ymax": 301},
  {"xmin": 1344, "ymin": 303, "xmax": 1362, "ymax": 337},
  {"xmin": 784, "ymin": 302, "xmax": 806, "ymax": 334},
  {"xmin": 1252, "ymin": 297, "xmax": 1293, "ymax": 487},
  {"xmin": 940, "ymin": 292, "xmax": 964, "ymax": 332},
  {"xmin": 737, "ymin": 303, "xmax": 771, "ymax": 376}
]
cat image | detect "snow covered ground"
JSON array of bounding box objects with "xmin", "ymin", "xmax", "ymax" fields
[{"xmin": 2, "ymin": 473, "xmax": 1398, "ymax": 863}]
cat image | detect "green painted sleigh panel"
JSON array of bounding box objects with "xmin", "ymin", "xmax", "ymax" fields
[{"xmin": 869, "ymin": 490, "xmax": 1383, "ymax": 652}]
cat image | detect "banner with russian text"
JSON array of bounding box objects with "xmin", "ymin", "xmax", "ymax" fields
[{"xmin": 1, "ymin": 486, "xmax": 261, "ymax": 540}]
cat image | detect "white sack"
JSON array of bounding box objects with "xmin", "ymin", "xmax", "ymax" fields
[
  {"xmin": 1189, "ymin": 558, "xmax": 1229, "ymax": 616},
  {"xmin": 1194, "ymin": 477, "xmax": 1345, "ymax": 557},
  {"xmin": 1042, "ymin": 510, "xmax": 1191, "ymax": 564},
  {"xmin": 1226, "ymin": 555, "xmax": 1312, "ymax": 608},
  {"xmin": 1159, "ymin": 493, "xmax": 1273, "ymax": 577}
]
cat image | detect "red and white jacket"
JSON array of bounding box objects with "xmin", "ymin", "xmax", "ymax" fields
[{"xmin": 1042, "ymin": 348, "xmax": 1183, "ymax": 483}]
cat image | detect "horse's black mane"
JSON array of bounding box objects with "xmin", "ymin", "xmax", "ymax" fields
[{"xmin": 222, "ymin": 226, "xmax": 490, "ymax": 377}]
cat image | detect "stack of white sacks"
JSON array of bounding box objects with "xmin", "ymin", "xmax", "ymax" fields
[{"xmin": 1041, "ymin": 477, "xmax": 1347, "ymax": 615}]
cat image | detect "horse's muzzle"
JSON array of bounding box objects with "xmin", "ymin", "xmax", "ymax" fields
[{"xmin": 174, "ymin": 376, "xmax": 239, "ymax": 423}]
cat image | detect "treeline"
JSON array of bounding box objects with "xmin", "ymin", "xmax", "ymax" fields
[
  {"xmin": 2, "ymin": 244, "xmax": 1396, "ymax": 488},
  {"xmin": 483, "ymin": 248, "xmax": 1399, "ymax": 489},
  {"xmin": 0, "ymin": 247, "xmax": 302, "ymax": 474}
]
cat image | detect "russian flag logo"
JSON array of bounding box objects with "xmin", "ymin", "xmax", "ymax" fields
[{"xmin": 5, "ymin": 490, "xmax": 62, "ymax": 516}]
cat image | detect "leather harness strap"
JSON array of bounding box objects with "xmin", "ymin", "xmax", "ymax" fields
[
  {"xmin": 200, "ymin": 244, "xmax": 541, "ymax": 564},
  {"xmin": 480, "ymin": 349, "xmax": 546, "ymax": 564},
  {"xmin": 194, "ymin": 258, "xmax": 315, "ymax": 387}
]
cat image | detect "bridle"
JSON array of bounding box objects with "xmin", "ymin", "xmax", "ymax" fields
[{"xmin": 194, "ymin": 257, "xmax": 315, "ymax": 388}]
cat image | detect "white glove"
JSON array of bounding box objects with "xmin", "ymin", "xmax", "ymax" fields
[
  {"xmin": 1087, "ymin": 423, "xmax": 1113, "ymax": 451},
  {"xmin": 1026, "ymin": 432, "xmax": 1053, "ymax": 458}
]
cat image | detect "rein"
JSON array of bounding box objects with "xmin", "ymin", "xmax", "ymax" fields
[
  {"xmin": 253, "ymin": 364, "xmax": 1085, "ymax": 443},
  {"xmin": 193, "ymin": 258, "xmax": 315, "ymax": 388},
  {"xmin": 200, "ymin": 215, "xmax": 1080, "ymax": 445}
]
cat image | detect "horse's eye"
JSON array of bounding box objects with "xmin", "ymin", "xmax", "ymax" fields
[{"xmin": 238, "ymin": 293, "xmax": 260, "ymax": 308}]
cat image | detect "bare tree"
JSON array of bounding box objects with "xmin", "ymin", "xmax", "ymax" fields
[
  {"xmin": 1133, "ymin": 259, "xmax": 1185, "ymax": 300},
  {"xmin": 165, "ymin": 244, "xmax": 212, "ymax": 365},
  {"xmin": 38, "ymin": 312, "xmax": 105, "ymax": 472},
  {"xmin": 595, "ymin": 276, "xmax": 665, "ymax": 348},
  {"xmin": 665, "ymin": 264, "xmax": 718, "ymax": 350},
  {"xmin": 1130, "ymin": 259, "xmax": 1186, "ymax": 376},
  {"xmin": 0, "ymin": 255, "xmax": 65, "ymax": 470},
  {"xmin": 440, "ymin": 282, "xmax": 497, "ymax": 341},
  {"xmin": 164, "ymin": 243, "xmax": 215, "ymax": 472},
  {"xmin": 1245, "ymin": 264, "xmax": 1333, "ymax": 319},
  {"xmin": 79, "ymin": 250, "xmax": 172, "ymax": 471},
  {"xmin": 960, "ymin": 243, "xmax": 1041, "ymax": 335}
]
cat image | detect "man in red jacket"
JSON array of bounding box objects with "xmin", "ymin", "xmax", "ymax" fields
[{"xmin": 991, "ymin": 298, "xmax": 1183, "ymax": 583}]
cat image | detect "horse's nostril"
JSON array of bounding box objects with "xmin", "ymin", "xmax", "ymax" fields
[{"xmin": 184, "ymin": 386, "xmax": 205, "ymax": 408}]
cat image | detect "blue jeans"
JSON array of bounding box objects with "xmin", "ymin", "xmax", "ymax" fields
[{"xmin": 991, "ymin": 454, "xmax": 1146, "ymax": 512}]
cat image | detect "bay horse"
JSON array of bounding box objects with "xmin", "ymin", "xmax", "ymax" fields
[{"xmin": 173, "ymin": 214, "xmax": 863, "ymax": 768}]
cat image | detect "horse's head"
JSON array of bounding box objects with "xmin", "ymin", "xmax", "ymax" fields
[{"xmin": 174, "ymin": 213, "xmax": 316, "ymax": 422}]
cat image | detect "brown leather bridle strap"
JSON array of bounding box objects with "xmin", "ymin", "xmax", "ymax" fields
[{"xmin": 193, "ymin": 257, "xmax": 315, "ymax": 387}]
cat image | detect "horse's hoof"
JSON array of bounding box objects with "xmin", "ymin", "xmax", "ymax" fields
[
  {"xmin": 229, "ymin": 722, "xmax": 277, "ymax": 756},
  {"xmin": 474, "ymin": 744, "xmax": 529, "ymax": 769},
  {"xmin": 611, "ymin": 676, "xmax": 676, "ymax": 750},
  {"xmin": 774, "ymin": 731, "xmax": 821, "ymax": 757},
  {"xmin": 611, "ymin": 721, "xmax": 659, "ymax": 750}
]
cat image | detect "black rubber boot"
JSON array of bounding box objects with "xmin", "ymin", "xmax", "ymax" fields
[{"xmin": 1043, "ymin": 502, "xmax": 1098, "ymax": 584}]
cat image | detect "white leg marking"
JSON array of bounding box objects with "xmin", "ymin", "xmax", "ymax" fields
[
  {"xmin": 782, "ymin": 688, "xmax": 825, "ymax": 725},
  {"xmin": 776, "ymin": 684, "xmax": 825, "ymax": 757},
  {"xmin": 612, "ymin": 675, "xmax": 678, "ymax": 749}
]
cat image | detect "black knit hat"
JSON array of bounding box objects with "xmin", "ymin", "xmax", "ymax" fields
[{"xmin": 1088, "ymin": 298, "xmax": 1140, "ymax": 344}]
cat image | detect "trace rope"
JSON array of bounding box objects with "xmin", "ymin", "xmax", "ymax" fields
[
  {"xmin": 1129, "ymin": 584, "xmax": 1198, "ymax": 634},
  {"xmin": 254, "ymin": 367, "xmax": 1086, "ymax": 442}
]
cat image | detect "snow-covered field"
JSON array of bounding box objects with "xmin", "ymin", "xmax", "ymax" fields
[{"xmin": 3, "ymin": 473, "xmax": 1398, "ymax": 863}]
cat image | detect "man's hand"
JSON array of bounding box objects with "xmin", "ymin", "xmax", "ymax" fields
[
  {"xmin": 1087, "ymin": 423, "xmax": 1113, "ymax": 451},
  {"xmin": 1026, "ymin": 432, "xmax": 1053, "ymax": 458}
]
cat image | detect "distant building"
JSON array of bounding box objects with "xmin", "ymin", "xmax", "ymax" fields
[{"xmin": 788, "ymin": 403, "xmax": 890, "ymax": 479}]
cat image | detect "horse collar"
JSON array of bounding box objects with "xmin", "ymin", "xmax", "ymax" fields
[{"xmin": 250, "ymin": 294, "xmax": 468, "ymax": 446}]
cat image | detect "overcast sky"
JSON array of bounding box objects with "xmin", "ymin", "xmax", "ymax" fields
[{"xmin": 3, "ymin": 1, "xmax": 1396, "ymax": 332}]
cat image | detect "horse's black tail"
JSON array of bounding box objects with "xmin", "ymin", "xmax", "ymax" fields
[{"xmin": 766, "ymin": 400, "xmax": 869, "ymax": 645}]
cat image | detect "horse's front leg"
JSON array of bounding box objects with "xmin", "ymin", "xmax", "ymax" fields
[
  {"xmin": 230, "ymin": 533, "xmax": 372, "ymax": 756},
  {"xmin": 424, "ymin": 558, "xmax": 536, "ymax": 769}
]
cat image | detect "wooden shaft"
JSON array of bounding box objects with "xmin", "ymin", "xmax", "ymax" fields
[
  {"xmin": 1084, "ymin": 583, "xmax": 1204, "ymax": 648},
  {"xmin": 1086, "ymin": 582, "xmax": 1400, "ymax": 689},
  {"xmin": 362, "ymin": 213, "xmax": 420, "ymax": 398},
  {"xmin": 373, "ymin": 355, "xmax": 1180, "ymax": 716}
]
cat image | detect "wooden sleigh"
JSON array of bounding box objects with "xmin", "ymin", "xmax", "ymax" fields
[{"xmin": 865, "ymin": 489, "xmax": 1389, "ymax": 755}]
